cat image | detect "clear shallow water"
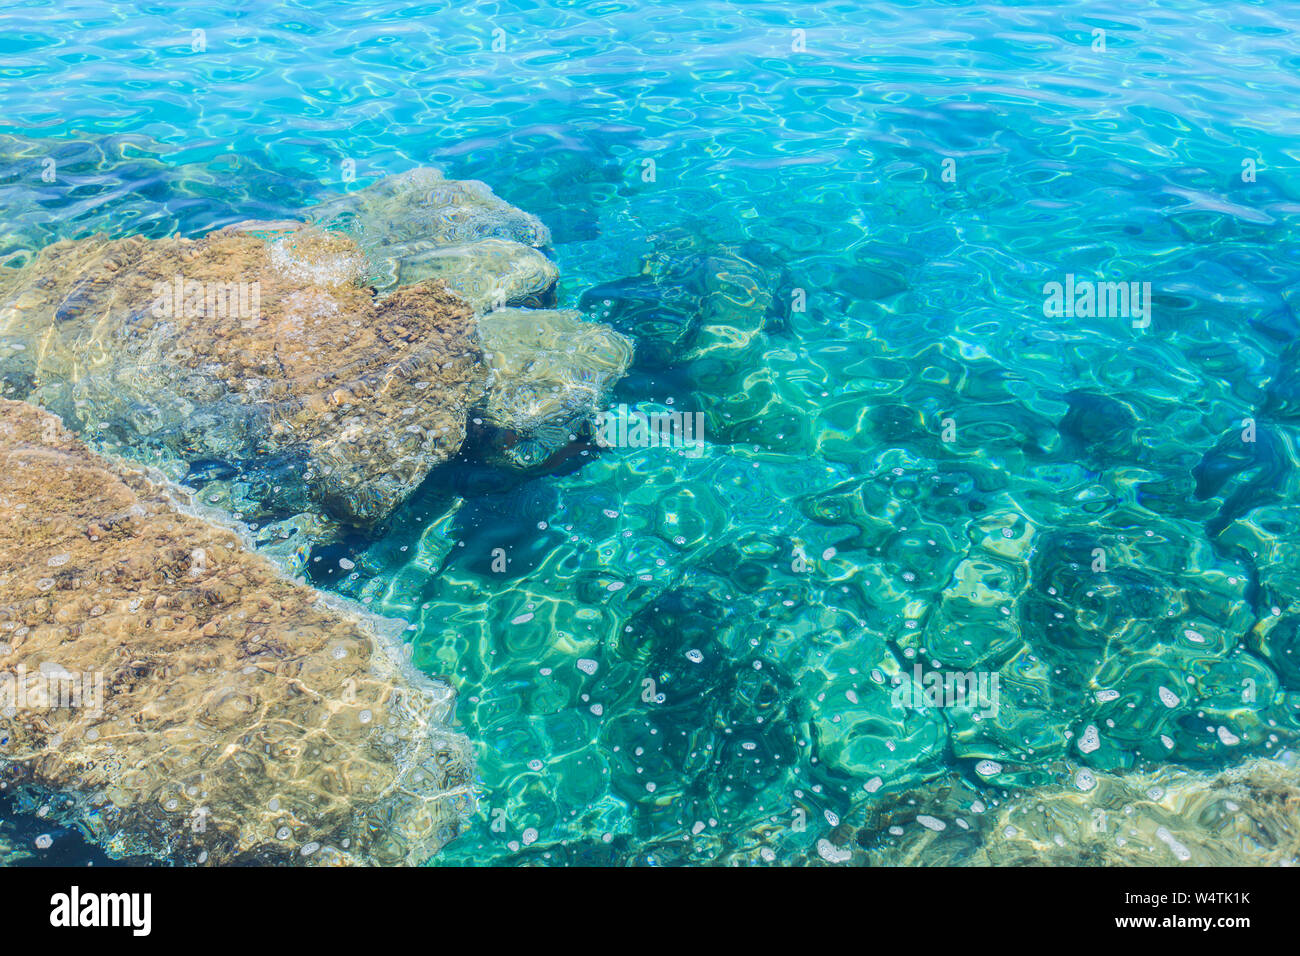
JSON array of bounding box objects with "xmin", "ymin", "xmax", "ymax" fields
[{"xmin": 3, "ymin": 0, "xmax": 1300, "ymax": 864}]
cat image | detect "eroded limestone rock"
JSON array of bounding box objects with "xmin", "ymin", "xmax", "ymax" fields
[
  {"xmin": 305, "ymin": 167, "xmax": 559, "ymax": 308},
  {"xmin": 477, "ymin": 307, "xmax": 634, "ymax": 467},
  {"xmin": 308, "ymin": 166, "xmax": 551, "ymax": 248},
  {"xmin": 371, "ymin": 237, "xmax": 558, "ymax": 311},
  {"xmin": 0, "ymin": 398, "xmax": 473, "ymax": 865},
  {"xmin": 0, "ymin": 226, "xmax": 482, "ymax": 528},
  {"xmin": 971, "ymin": 758, "xmax": 1300, "ymax": 866},
  {"xmin": 307, "ymin": 167, "xmax": 556, "ymax": 305},
  {"xmin": 0, "ymin": 167, "xmax": 632, "ymax": 532}
]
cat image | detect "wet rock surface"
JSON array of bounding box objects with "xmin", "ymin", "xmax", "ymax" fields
[
  {"xmin": 307, "ymin": 167, "xmax": 552, "ymax": 249},
  {"xmin": 0, "ymin": 398, "xmax": 473, "ymax": 865},
  {"xmin": 0, "ymin": 169, "xmax": 631, "ymax": 536},
  {"xmin": 477, "ymin": 307, "xmax": 634, "ymax": 468},
  {"xmin": 0, "ymin": 226, "xmax": 483, "ymax": 528},
  {"xmin": 307, "ymin": 167, "xmax": 556, "ymax": 307},
  {"xmin": 368, "ymin": 237, "xmax": 558, "ymax": 311}
]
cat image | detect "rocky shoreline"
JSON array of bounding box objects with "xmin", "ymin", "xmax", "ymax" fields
[
  {"xmin": 0, "ymin": 398, "xmax": 473, "ymax": 864},
  {"xmin": 0, "ymin": 168, "xmax": 633, "ymax": 864},
  {"xmin": 0, "ymin": 167, "xmax": 632, "ymax": 539}
]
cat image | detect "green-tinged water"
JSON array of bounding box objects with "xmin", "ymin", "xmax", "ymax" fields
[{"xmin": 2, "ymin": 0, "xmax": 1300, "ymax": 865}]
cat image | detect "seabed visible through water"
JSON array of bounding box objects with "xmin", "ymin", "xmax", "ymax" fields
[{"xmin": 0, "ymin": 1, "xmax": 1297, "ymax": 872}]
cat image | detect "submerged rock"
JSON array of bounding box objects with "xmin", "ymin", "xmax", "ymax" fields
[
  {"xmin": 371, "ymin": 237, "xmax": 558, "ymax": 311},
  {"xmin": 299, "ymin": 169, "xmax": 631, "ymax": 466},
  {"xmin": 0, "ymin": 226, "xmax": 482, "ymax": 528},
  {"xmin": 308, "ymin": 167, "xmax": 551, "ymax": 249},
  {"xmin": 308, "ymin": 167, "xmax": 556, "ymax": 304},
  {"xmin": 579, "ymin": 229, "xmax": 777, "ymax": 369},
  {"xmin": 477, "ymin": 307, "xmax": 634, "ymax": 468},
  {"xmin": 1193, "ymin": 424, "xmax": 1296, "ymax": 537},
  {"xmin": 578, "ymin": 228, "xmax": 789, "ymax": 451},
  {"xmin": 864, "ymin": 756, "xmax": 1300, "ymax": 867},
  {"xmin": 0, "ymin": 398, "xmax": 473, "ymax": 865},
  {"xmin": 0, "ymin": 166, "xmax": 631, "ymax": 542}
]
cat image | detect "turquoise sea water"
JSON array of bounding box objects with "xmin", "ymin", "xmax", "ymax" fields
[{"xmin": 3, "ymin": 0, "xmax": 1300, "ymax": 864}]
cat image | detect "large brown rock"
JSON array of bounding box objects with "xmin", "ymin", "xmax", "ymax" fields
[
  {"xmin": 0, "ymin": 398, "xmax": 473, "ymax": 864},
  {"xmin": 0, "ymin": 226, "xmax": 483, "ymax": 527},
  {"xmin": 0, "ymin": 168, "xmax": 632, "ymax": 532}
]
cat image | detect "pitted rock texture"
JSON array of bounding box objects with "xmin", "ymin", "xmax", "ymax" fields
[
  {"xmin": 0, "ymin": 398, "xmax": 473, "ymax": 865},
  {"xmin": 0, "ymin": 226, "xmax": 482, "ymax": 527}
]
